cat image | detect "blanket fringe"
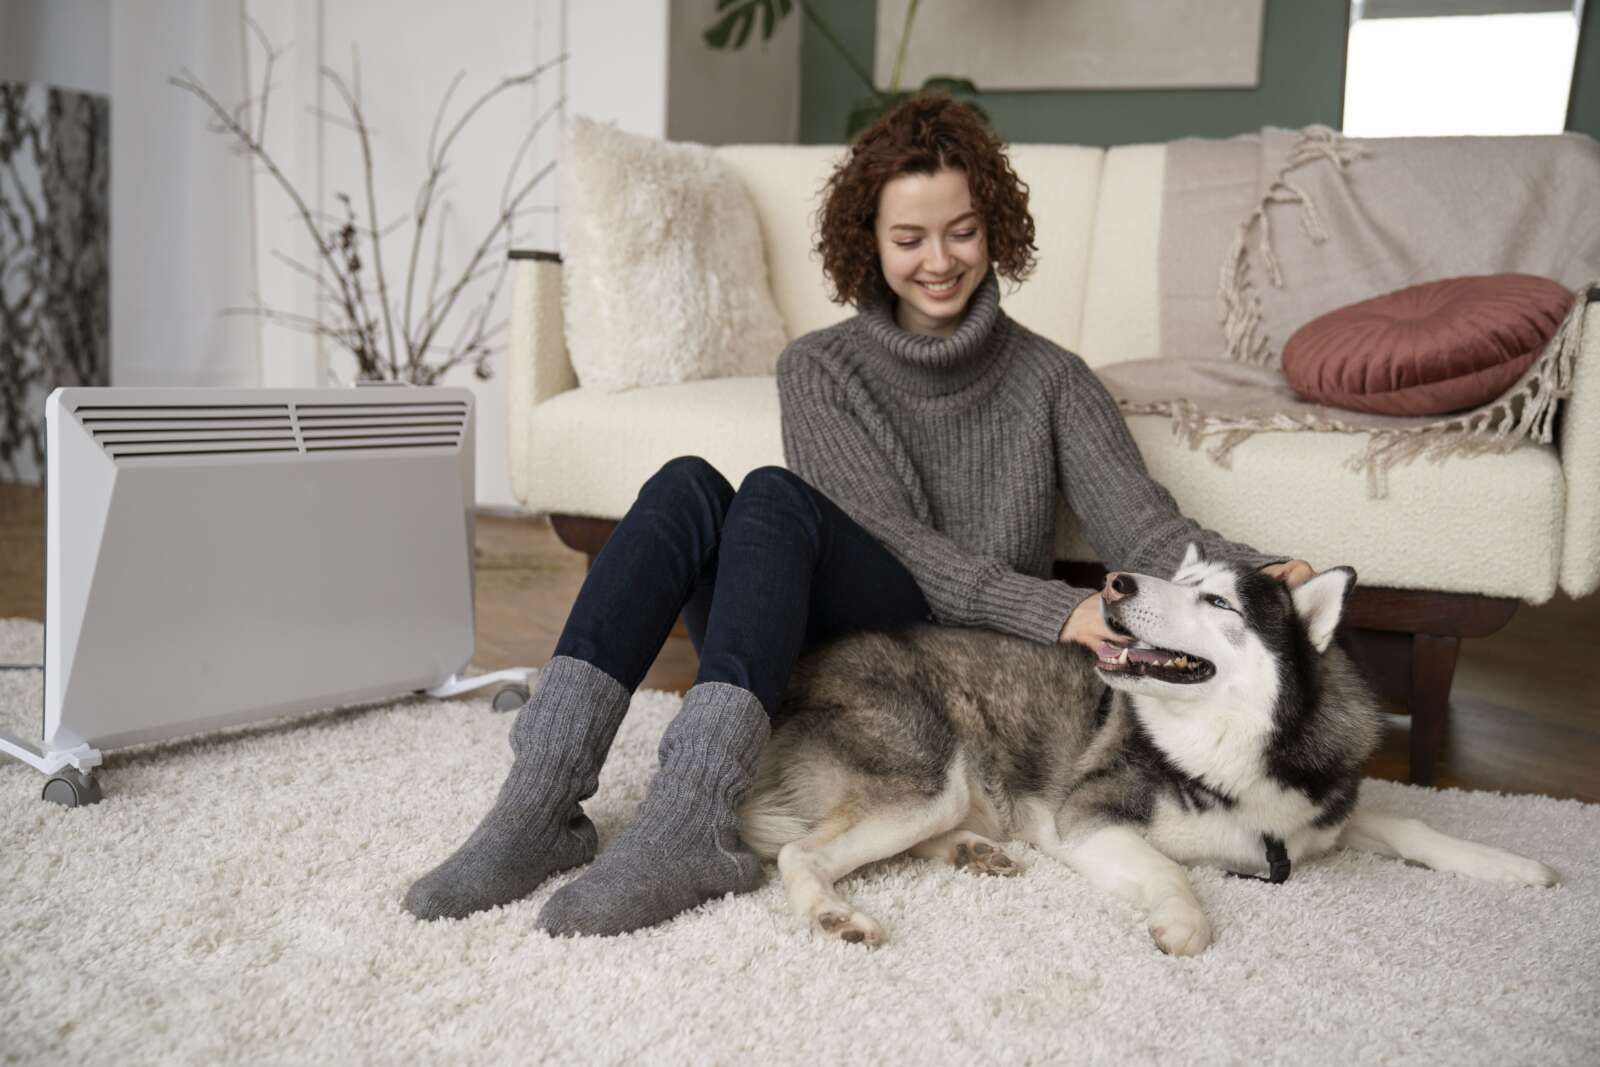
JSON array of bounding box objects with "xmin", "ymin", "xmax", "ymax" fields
[{"xmin": 1218, "ymin": 126, "xmax": 1369, "ymax": 366}]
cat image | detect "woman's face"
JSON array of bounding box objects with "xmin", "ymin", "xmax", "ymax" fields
[{"xmin": 874, "ymin": 167, "xmax": 991, "ymax": 338}]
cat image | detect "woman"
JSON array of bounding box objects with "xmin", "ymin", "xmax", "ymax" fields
[{"xmin": 405, "ymin": 93, "xmax": 1312, "ymax": 937}]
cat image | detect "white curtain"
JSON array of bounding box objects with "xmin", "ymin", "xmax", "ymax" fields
[{"xmin": 110, "ymin": 0, "xmax": 263, "ymax": 388}]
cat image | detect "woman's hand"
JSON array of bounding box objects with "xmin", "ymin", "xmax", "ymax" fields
[
  {"xmin": 1258, "ymin": 559, "xmax": 1315, "ymax": 588},
  {"xmin": 1059, "ymin": 592, "xmax": 1132, "ymax": 653}
]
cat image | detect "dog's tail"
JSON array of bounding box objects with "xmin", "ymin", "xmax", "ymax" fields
[
  {"xmin": 737, "ymin": 743, "xmax": 849, "ymax": 860},
  {"xmin": 738, "ymin": 793, "xmax": 814, "ymax": 860}
]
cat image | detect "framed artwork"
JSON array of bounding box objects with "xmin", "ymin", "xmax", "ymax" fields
[{"xmin": 875, "ymin": 0, "xmax": 1266, "ymax": 91}]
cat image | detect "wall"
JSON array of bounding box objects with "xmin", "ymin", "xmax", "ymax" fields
[
  {"xmin": 111, "ymin": 0, "xmax": 262, "ymax": 390},
  {"xmin": 568, "ymin": 0, "xmax": 668, "ymax": 138},
  {"xmin": 667, "ymin": 0, "xmax": 800, "ymax": 145},
  {"xmin": 0, "ymin": 0, "xmax": 109, "ymax": 94},
  {"xmin": 802, "ymin": 0, "xmax": 1599, "ymax": 146},
  {"xmin": 564, "ymin": 1, "xmax": 800, "ymax": 145},
  {"xmin": 800, "ymin": 0, "xmax": 1349, "ymax": 145}
]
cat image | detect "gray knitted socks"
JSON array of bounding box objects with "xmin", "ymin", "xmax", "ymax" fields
[
  {"xmin": 403, "ymin": 656, "xmax": 631, "ymax": 921},
  {"xmin": 536, "ymin": 682, "xmax": 770, "ymax": 937}
]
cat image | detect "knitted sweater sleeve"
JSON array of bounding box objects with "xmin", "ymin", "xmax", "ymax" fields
[
  {"xmin": 778, "ymin": 342, "xmax": 1088, "ymax": 645},
  {"xmin": 1055, "ymin": 354, "xmax": 1286, "ymax": 578}
]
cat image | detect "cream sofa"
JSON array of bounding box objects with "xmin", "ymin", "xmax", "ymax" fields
[{"xmin": 506, "ymin": 141, "xmax": 1600, "ymax": 784}]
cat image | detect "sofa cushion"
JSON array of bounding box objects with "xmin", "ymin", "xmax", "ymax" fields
[
  {"xmin": 714, "ymin": 146, "xmax": 855, "ymax": 345},
  {"xmin": 524, "ymin": 376, "xmax": 785, "ymax": 519},
  {"xmin": 519, "ymin": 378, "xmax": 1563, "ymax": 601},
  {"xmin": 716, "ymin": 144, "xmax": 1105, "ymax": 352},
  {"xmin": 1281, "ymin": 273, "xmax": 1573, "ymax": 416},
  {"xmin": 994, "ymin": 145, "xmax": 1105, "ymax": 353},
  {"xmin": 560, "ymin": 119, "xmax": 789, "ymax": 392},
  {"xmin": 1068, "ymin": 414, "xmax": 1563, "ymax": 600},
  {"xmin": 1078, "ymin": 143, "xmax": 1166, "ymax": 369}
]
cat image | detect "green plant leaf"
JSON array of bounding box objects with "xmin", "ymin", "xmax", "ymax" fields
[
  {"xmin": 847, "ymin": 91, "xmax": 909, "ymax": 138},
  {"xmin": 847, "ymin": 80, "xmax": 992, "ymax": 137},
  {"xmin": 920, "ymin": 76, "xmax": 979, "ymax": 96},
  {"xmin": 920, "ymin": 76, "xmax": 989, "ymax": 125},
  {"xmin": 703, "ymin": 8, "xmax": 744, "ymax": 49},
  {"xmin": 703, "ymin": 0, "xmax": 791, "ymax": 50}
]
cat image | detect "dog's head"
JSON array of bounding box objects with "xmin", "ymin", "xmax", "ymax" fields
[{"xmin": 1093, "ymin": 543, "xmax": 1355, "ymax": 709}]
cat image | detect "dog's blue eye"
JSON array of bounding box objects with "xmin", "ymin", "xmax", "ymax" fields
[{"xmin": 1206, "ymin": 594, "xmax": 1235, "ymax": 612}]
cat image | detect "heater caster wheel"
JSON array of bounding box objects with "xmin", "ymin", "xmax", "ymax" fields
[
  {"xmin": 492, "ymin": 683, "xmax": 530, "ymax": 713},
  {"xmin": 42, "ymin": 769, "xmax": 103, "ymax": 807}
]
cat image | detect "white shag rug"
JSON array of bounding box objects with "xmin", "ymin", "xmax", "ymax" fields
[{"xmin": 2, "ymin": 618, "xmax": 1597, "ymax": 1066}]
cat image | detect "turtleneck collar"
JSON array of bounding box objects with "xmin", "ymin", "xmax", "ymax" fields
[{"xmin": 855, "ymin": 268, "xmax": 1006, "ymax": 397}]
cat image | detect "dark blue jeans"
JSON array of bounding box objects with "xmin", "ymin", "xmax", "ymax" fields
[{"xmin": 552, "ymin": 457, "xmax": 933, "ymax": 717}]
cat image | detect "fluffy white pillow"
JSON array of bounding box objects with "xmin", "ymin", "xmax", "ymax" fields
[{"xmin": 559, "ymin": 117, "xmax": 790, "ymax": 393}]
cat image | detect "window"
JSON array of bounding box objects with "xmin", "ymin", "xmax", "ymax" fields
[{"xmin": 1342, "ymin": 1, "xmax": 1583, "ymax": 136}]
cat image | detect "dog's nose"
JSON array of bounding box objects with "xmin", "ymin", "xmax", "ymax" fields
[{"xmin": 1104, "ymin": 572, "xmax": 1138, "ymax": 602}]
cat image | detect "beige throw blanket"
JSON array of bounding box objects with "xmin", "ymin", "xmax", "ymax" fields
[{"xmin": 1116, "ymin": 126, "xmax": 1600, "ymax": 495}]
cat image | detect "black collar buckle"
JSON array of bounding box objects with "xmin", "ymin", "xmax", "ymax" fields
[{"xmin": 1226, "ymin": 834, "xmax": 1291, "ymax": 884}]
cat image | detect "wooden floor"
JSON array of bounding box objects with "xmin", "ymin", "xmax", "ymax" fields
[{"xmin": 3, "ymin": 482, "xmax": 1596, "ymax": 802}]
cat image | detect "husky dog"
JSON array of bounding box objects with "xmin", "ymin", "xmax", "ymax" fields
[{"xmin": 739, "ymin": 545, "xmax": 1557, "ymax": 954}]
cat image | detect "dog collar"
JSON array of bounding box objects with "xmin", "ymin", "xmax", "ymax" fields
[{"xmin": 1227, "ymin": 834, "xmax": 1291, "ymax": 884}]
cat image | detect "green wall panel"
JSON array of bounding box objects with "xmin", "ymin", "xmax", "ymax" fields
[{"xmin": 1569, "ymin": 0, "xmax": 1599, "ymax": 138}]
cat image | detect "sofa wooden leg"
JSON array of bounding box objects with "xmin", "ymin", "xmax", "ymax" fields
[{"xmin": 1408, "ymin": 633, "xmax": 1460, "ymax": 787}]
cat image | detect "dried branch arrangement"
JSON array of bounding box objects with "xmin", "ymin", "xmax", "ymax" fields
[{"xmin": 171, "ymin": 23, "xmax": 563, "ymax": 383}]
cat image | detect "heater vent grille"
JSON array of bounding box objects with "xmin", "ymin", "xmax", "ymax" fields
[
  {"xmin": 294, "ymin": 401, "xmax": 468, "ymax": 453},
  {"xmin": 76, "ymin": 399, "xmax": 468, "ymax": 461},
  {"xmin": 79, "ymin": 405, "xmax": 299, "ymax": 459}
]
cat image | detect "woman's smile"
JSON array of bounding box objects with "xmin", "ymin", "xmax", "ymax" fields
[
  {"xmin": 917, "ymin": 274, "xmax": 964, "ymax": 299},
  {"xmin": 874, "ymin": 168, "xmax": 991, "ymax": 337}
]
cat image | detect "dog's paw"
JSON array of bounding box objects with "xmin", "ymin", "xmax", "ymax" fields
[
  {"xmin": 814, "ymin": 905, "xmax": 885, "ymax": 948},
  {"xmin": 955, "ymin": 840, "xmax": 1021, "ymax": 877},
  {"xmin": 1149, "ymin": 898, "xmax": 1212, "ymax": 957},
  {"xmin": 1463, "ymin": 845, "xmax": 1559, "ymax": 888}
]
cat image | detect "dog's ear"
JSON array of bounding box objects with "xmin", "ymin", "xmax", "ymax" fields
[
  {"xmin": 1291, "ymin": 567, "xmax": 1356, "ymax": 653},
  {"xmin": 1179, "ymin": 542, "xmax": 1205, "ymax": 573}
]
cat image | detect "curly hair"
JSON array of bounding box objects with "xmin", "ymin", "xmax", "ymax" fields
[{"xmin": 815, "ymin": 92, "xmax": 1038, "ymax": 308}]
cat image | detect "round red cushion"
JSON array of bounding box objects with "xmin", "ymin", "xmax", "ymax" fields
[{"xmin": 1281, "ymin": 274, "xmax": 1572, "ymax": 417}]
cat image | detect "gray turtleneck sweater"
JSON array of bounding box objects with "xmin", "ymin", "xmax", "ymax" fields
[{"xmin": 776, "ymin": 269, "xmax": 1282, "ymax": 645}]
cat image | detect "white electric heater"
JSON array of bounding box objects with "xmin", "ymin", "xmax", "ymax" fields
[{"xmin": 0, "ymin": 385, "xmax": 533, "ymax": 804}]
